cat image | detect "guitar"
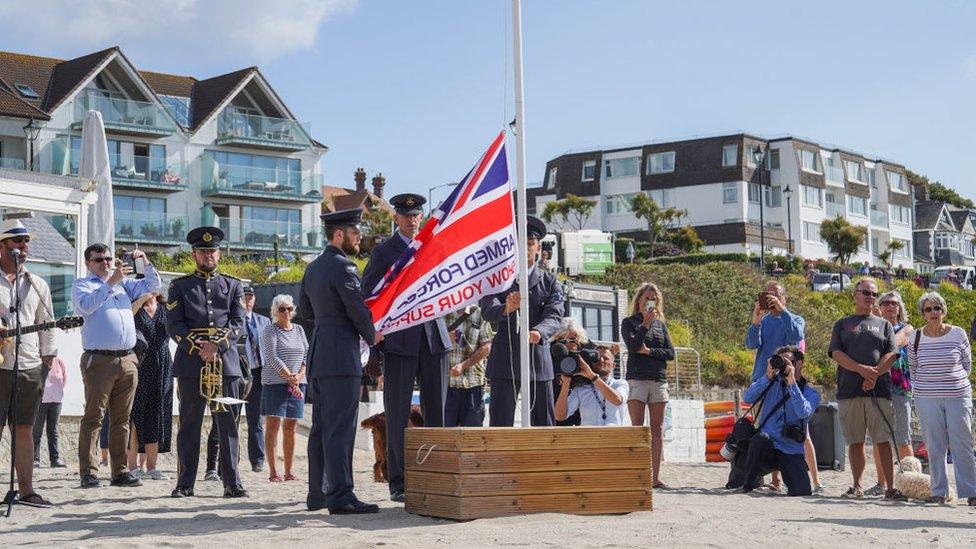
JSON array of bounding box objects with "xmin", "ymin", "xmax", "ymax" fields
[{"xmin": 0, "ymin": 316, "xmax": 84, "ymax": 366}]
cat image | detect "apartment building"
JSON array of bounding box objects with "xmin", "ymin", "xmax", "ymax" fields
[
  {"xmin": 530, "ymin": 133, "xmax": 915, "ymax": 269},
  {"xmin": 0, "ymin": 46, "xmax": 326, "ymax": 256}
]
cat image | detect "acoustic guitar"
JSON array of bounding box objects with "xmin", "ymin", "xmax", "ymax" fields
[{"xmin": 0, "ymin": 316, "xmax": 84, "ymax": 366}]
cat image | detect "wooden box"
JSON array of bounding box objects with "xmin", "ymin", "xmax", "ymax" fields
[{"xmin": 405, "ymin": 426, "xmax": 652, "ymax": 520}]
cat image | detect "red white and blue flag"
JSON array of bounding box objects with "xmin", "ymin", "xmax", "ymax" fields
[{"xmin": 366, "ymin": 132, "xmax": 519, "ymax": 334}]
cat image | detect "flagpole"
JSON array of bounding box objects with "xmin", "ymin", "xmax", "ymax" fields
[{"xmin": 511, "ymin": 0, "xmax": 532, "ymax": 428}]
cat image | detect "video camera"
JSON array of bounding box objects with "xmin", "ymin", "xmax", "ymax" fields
[{"xmin": 550, "ymin": 340, "xmax": 599, "ymax": 377}]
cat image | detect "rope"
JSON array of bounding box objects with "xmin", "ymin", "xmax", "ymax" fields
[{"xmin": 416, "ymin": 443, "xmax": 437, "ymax": 465}]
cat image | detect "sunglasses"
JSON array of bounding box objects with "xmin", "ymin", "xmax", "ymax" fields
[
  {"xmin": 278, "ymin": 306, "xmax": 294, "ymax": 312},
  {"xmin": 9, "ymin": 236, "xmax": 30, "ymax": 243},
  {"xmin": 923, "ymin": 306, "xmax": 944, "ymax": 313},
  {"xmin": 89, "ymin": 256, "xmax": 114, "ymax": 263},
  {"xmin": 858, "ymin": 290, "xmax": 879, "ymax": 298},
  {"xmin": 879, "ymin": 301, "xmax": 899, "ymax": 307}
]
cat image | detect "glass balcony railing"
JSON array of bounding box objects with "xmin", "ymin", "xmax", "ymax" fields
[
  {"xmin": 825, "ymin": 165, "xmax": 845, "ymax": 184},
  {"xmin": 216, "ymin": 109, "xmax": 311, "ymax": 150},
  {"xmin": 202, "ymin": 162, "xmax": 323, "ymax": 202},
  {"xmin": 826, "ymin": 202, "xmax": 845, "ymax": 218},
  {"xmin": 73, "ymin": 92, "xmax": 177, "ymax": 135},
  {"xmin": 0, "ymin": 157, "xmax": 25, "ymax": 170},
  {"xmin": 870, "ymin": 209, "xmax": 888, "ymax": 228},
  {"xmin": 115, "ymin": 211, "xmax": 188, "ymax": 244},
  {"xmin": 106, "ymin": 153, "xmax": 186, "ymax": 191},
  {"xmin": 218, "ymin": 219, "xmax": 323, "ymax": 251}
]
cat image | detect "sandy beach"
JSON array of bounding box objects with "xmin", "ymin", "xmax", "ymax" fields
[{"xmin": 3, "ymin": 421, "xmax": 976, "ymax": 548}]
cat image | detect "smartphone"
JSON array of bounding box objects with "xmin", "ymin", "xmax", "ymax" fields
[
  {"xmin": 757, "ymin": 291, "xmax": 773, "ymax": 310},
  {"xmin": 646, "ymin": 300, "xmax": 656, "ymax": 311},
  {"xmin": 123, "ymin": 252, "xmax": 146, "ymax": 279}
]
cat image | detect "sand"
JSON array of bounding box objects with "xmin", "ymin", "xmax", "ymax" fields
[{"xmin": 3, "ymin": 427, "xmax": 976, "ymax": 548}]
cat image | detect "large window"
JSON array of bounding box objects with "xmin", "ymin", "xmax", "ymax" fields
[
  {"xmin": 646, "ymin": 152, "xmax": 675, "ymax": 174},
  {"xmin": 887, "ymin": 171, "xmax": 908, "ymax": 193},
  {"xmin": 207, "ymin": 150, "xmax": 301, "ymax": 189},
  {"xmin": 548, "ymin": 167, "xmax": 557, "ymax": 188},
  {"xmin": 890, "ymin": 204, "xmax": 911, "ymax": 225},
  {"xmin": 605, "ymin": 194, "xmax": 635, "ymax": 215},
  {"xmin": 71, "ymin": 137, "xmax": 167, "ymax": 182},
  {"xmin": 647, "ymin": 188, "xmax": 674, "ymax": 208},
  {"xmin": 848, "ymin": 195, "xmax": 867, "ymax": 216},
  {"xmin": 767, "ymin": 149, "xmax": 780, "ymax": 170},
  {"xmin": 570, "ymin": 304, "xmax": 615, "ymax": 342},
  {"xmin": 113, "ymin": 195, "xmax": 166, "ymax": 239},
  {"xmin": 893, "ymin": 239, "xmax": 911, "ymax": 259},
  {"xmin": 801, "ymin": 184, "xmax": 822, "ymax": 208},
  {"xmin": 803, "ymin": 221, "xmax": 823, "ymax": 243},
  {"xmin": 722, "ymin": 144, "xmax": 738, "ymax": 167},
  {"xmin": 582, "ymin": 161, "xmax": 596, "ymax": 181},
  {"xmin": 799, "ymin": 149, "xmax": 822, "ymax": 173},
  {"xmin": 845, "ymin": 160, "xmax": 865, "ymax": 183},
  {"xmin": 722, "ymin": 182, "xmax": 738, "ymax": 203},
  {"xmin": 745, "ymin": 145, "xmax": 762, "ymax": 167},
  {"xmin": 239, "ymin": 206, "xmax": 303, "ymax": 247},
  {"xmin": 603, "ymin": 157, "xmax": 640, "ymax": 179},
  {"xmin": 748, "ymin": 182, "xmax": 761, "ymax": 204},
  {"xmin": 866, "ymin": 168, "xmax": 877, "ymax": 188},
  {"xmin": 935, "ymin": 232, "xmax": 960, "ymax": 251}
]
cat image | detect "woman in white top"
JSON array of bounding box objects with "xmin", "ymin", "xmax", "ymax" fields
[{"xmin": 906, "ymin": 291, "xmax": 976, "ymax": 506}]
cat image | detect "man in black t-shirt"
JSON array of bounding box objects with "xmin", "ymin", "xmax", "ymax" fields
[{"xmin": 828, "ymin": 277, "xmax": 904, "ymax": 501}]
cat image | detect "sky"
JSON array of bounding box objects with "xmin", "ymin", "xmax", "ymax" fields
[{"xmin": 1, "ymin": 0, "xmax": 975, "ymax": 207}]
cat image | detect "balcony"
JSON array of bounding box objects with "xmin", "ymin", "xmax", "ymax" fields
[
  {"xmin": 826, "ymin": 201, "xmax": 845, "ymax": 218},
  {"xmin": 218, "ymin": 219, "xmax": 323, "ymax": 252},
  {"xmin": 870, "ymin": 209, "xmax": 889, "ymax": 229},
  {"xmin": 72, "ymin": 92, "xmax": 177, "ymax": 137},
  {"xmin": 215, "ymin": 109, "xmax": 310, "ymax": 151},
  {"xmin": 115, "ymin": 211, "xmax": 188, "ymax": 246},
  {"xmin": 0, "ymin": 157, "xmax": 25, "ymax": 170},
  {"xmin": 108, "ymin": 154, "xmax": 187, "ymax": 193},
  {"xmin": 825, "ymin": 165, "xmax": 845, "ymax": 185},
  {"xmin": 202, "ymin": 163, "xmax": 323, "ymax": 203}
]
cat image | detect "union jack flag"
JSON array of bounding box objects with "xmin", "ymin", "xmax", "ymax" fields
[{"xmin": 366, "ymin": 132, "xmax": 519, "ymax": 334}]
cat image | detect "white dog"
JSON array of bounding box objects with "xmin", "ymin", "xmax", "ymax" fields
[{"xmin": 893, "ymin": 456, "xmax": 955, "ymax": 502}]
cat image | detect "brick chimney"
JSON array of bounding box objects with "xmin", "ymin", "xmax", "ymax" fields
[
  {"xmin": 354, "ymin": 167, "xmax": 367, "ymax": 192},
  {"xmin": 372, "ymin": 173, "xmax": 386, "ymax": 198}
]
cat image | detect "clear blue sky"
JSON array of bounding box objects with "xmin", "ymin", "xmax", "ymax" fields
[{"xmin": 3, "ymin": 0, "xmax": 975, "ymax": 205}]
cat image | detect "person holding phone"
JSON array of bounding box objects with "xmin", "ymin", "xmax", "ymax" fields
[
  {"xmin": 620, "ymin": 282, "xmax": 674, "ymax": 488},
  {"xmin": 746, "ymin": 281, "xmax": 805, "ymax": 383}
]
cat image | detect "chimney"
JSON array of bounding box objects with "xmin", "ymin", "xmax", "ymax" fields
[
  {"xmin": 354, "ymin": 167, "xmax": 367, "ymax": 192},
  {"xmin": 372, "ymin": 172, "xmax": 386, "ymax": 198}
]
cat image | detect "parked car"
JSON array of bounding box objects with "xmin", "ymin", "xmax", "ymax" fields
[
  {"xmin": 811, "ymin": 273, "xmax": 852, "ymax": 292},
  {"xmin": 932, "ymin": 266, "xmax": 976, "ymax": 290}
]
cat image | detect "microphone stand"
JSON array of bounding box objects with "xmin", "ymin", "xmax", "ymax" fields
[{"xmin": 3, "ymin": 250, "xmax": 24, "ymax": 517}]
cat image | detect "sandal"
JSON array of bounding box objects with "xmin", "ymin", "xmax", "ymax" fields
[
  {"xmin": 269, "ymin": 474, "xmax": 283, "ymax": 482},
  {"xmin": 17, "ymin": 492, "xmax": 53, "ymax": 508},
  {"xmin": 284, "ymin": 474, "xmax": 299, "ymax": 481}
]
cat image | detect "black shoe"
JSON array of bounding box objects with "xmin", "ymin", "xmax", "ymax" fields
[
  {"xmin": 223, "ymin": 485, "xmax": 248, "ymax": 498},
  {"xmin": 171, "ymin": 487, "xmax": 194, "ymax": 498},
  {"xmin": 307, "ymin": 499, "xmax": 327, "ymax": 511},
  {"xmin": 390, "ymin": 491, "xmax": 405, "ymax": 503},
  {"xmin": 252, "ymin": 462, "xmax": 264, "ymax": 473},
  {"xmin": 329, "ymin": 500, "xmax": 379, "ymax": 515},
  {"xmin": 110, "ymin": 472, "xmax": 143, "ymax": 487},
  {"xmin": 51, "ymin": 460, "xmax": 67, "ymax": 468},
  {"xmin": 80, "ymin": 474, "xmax": 101, "ymax": 489}
]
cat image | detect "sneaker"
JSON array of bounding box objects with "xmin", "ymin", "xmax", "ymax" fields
[
  {"xmin": 51, "ymin": 460, "xmax": 67, "ymax": 468},
  {"xmin": 884, "ymin": 488, "xmax": 908, "ymax": 501},
  {"xmin": 252, "ymin": 462, "xmax": 265, "ymax": 473},
  {"xmin": 841, "ymin": 486, "xmax": 863, "ymax": 499},
  {"xmin": 967, "ymin": 496, "xmax": 976, "ymax": 507},
  {"xmin": 863, "ymin": 484, "xmax": 885, "ymax": 497},
  {"xmin": 813, "ymin": 483, "xmax": 826, "ymax": 494},
  {"xmin": 80, "ymin": 474, "xmax": 101, "ymax": 489},
  {"xmin": 110, "ymin": 472, "xmax": 143, "ymax": 487},
  {"xmin": 146, "ymin": 469, "xmax": 169, "ymax": 481},
  {"xmin": 926, "ymin": 495, "xmax": 948, "ymax": 504},
  {"xmin": 33, "ymin": 459, "xmax": 41, "ymax": 468},
  {"xmin": 204, "ymin": 470, "xmax": 220, "ymax": 482},
  {"xmin": 130, "ymin": 469, "xmax": 145, "ymax": 480}
]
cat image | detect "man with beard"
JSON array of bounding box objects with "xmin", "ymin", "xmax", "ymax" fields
[
  {"xmin": 301, "ymin": 209, "xmax": 382, "ymax": 514},
  {"xmin": 167, "ymin": 226, "xmax": 247, "ymax": 498}
]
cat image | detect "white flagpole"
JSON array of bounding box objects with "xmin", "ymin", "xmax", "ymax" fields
[{"xmin": 512, "ymin": 0, "xmax": 532, "ymax": 428}]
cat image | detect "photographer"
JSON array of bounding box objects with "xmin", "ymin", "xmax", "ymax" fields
[
  {"xmin": 746, "ymin": 281, "xmax": 805, "ymax": 383},
  {"xmin": 740, "ymin": 346, "xmax": 819, "ymax": 497},
  {"xmin": 554, "ymin": 346, "xmax": 628, "ymax": 426},
  {"xmin": 550, "ymin": 318, "xmax": 594, "ymax": 426}
]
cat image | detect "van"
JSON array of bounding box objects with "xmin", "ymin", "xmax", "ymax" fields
[{"xmin": 932, "ymin": 265, "xmax": 976, "ymax": 290}]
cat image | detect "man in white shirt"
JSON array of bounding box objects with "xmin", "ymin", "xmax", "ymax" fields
[{"xmin": 555, "ymin": 346, "xmax": 629, "ymax": 426}]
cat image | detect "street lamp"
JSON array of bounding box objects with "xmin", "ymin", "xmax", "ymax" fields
[
  {"xmin": 783, "ymin": 185, "xmax": 794, "ymax": 256},
  {"xmin": 752, "ymin": 146, "xmax": 767, "ymax": 270},
  {"xmin": 22, "ymin": 116, "xmax": 44, "ymax": 171},
  {"xmin": 428, "ymin": 181, "xmax": 459, "ymax": 215}
]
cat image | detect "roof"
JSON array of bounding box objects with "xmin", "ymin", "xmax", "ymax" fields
[
  {"xmin": 322, "ymin": 185, "xmax": 392, "ymax": 213},
  {"xmin": 42, "ymin": 46, "xmax": 117, "ymax": 112},
  {"xmin": 0, "ymin": 87, "xmax": 50, "ymax": 120},
  {"xmin": 0, "ymin": 50, "xmax": 61, "ymax": 111},
  {"xmin": 139, "ymin": 70, "xmax": 196, "ymax": 97},
  {"xmin": 914, "ymin": 201, "xmax": 954, "ymax": 231},
  {"xmin": 948, "ymin": 210, "xmax": 973, "ymax": 232},
  {"xmin": 189, "ymin": 67, "xmax": 254, "ymax": 129},
  {"xmin": 21, "ymin": 216, "xmax": 76, "ymax": 265}
]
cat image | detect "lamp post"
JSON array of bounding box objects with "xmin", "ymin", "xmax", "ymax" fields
[
  {"xmin": 427, "ymin": 181, "xmax": 459, "ymax": 215},
  {"xmin": 22, "ymin": 116, "xmax": 43, "ymax": 172},
  {"xmin": 783, "ymin": 185, "xmax": 794, "ymax": 256},
  {"xmin": 752, "ymin": 146, "xmax": 767, "ymax": 271}
]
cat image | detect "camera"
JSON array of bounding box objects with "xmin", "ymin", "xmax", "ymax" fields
[
  {"xmin": 782, "ymin": 422, "xmax": 806, "ymax": 443},
  {"xmin": 550, "ymin": 341, "xmax": 599, "ymax": 376},
  {"xmin": 769, "ymin": 354, "xmax": 788, "ymax": 378}
]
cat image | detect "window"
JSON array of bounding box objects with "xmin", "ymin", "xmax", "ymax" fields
[
  {"xmin": 603, "ymin": 157, "xmax": 640, "ymax": 179},
  {"xmin": 581, "ymin": 160, "xmax": 596, "ymax": 181},
  {"xmin": 240, "ymin": 206, "xmax": 304, "ymax": 247},
  {"xmin": 207, "ymin": 150, "xmax": 301, "ymax": 189},
  {"xmin": 866, "ymin": 168, "xmax": 877, "ymax": 188},
  {"xmin": 767, "ymin": 186, "xmax": 781, "ymax": 208},
  {"xmin": 848, "ymin": 195, "xmax": 867, "ymax": 216},
  {"xmin": 871, "ymin": 236, "xmax": 880, "ymax": 254},
  {"xmin": 15, "ymin": 84, "xmax": 39, "ymax": 99},
  {"xmin": 748, "ymin": 182, "xmax": 761, "ymax": 204},
  {"xmin": 935, "ymin": 232, "xmax": 959, "ymax": 250},
  {"xmin": 547, "ymin": 167, "xmax": 557, "ymax": 188},
  {"xmin": 801, "ymin": 184, "xmax": 822, "ymax": 208},
  {"xmin": 890, "ymin": 204, "xmax": 911, "ymax": 225},
  {"xmin": 570, "ymin": 305, "xmax": 615, "ymax": 342},
  {"xmin": 893, "ymin": 239, "xmax": 910, "ymax": 259},
  {"xmin": 646, "ymin": 188, "xmax": 674, "ymax": 208},
  {"xmin": 803, "ymin": 221, "xmax": 823, "ymax": 243},
  {"xmin": 722, "ymin": 182, "xmax": 738, "ymax": 203},
  {"xmin": 799, "ymin": 150, "xmax": 821, "ymax": 173},
  {"xmin": 646, "ymin": 152, "xmax": 675, "ymax": 174},
  {"xmin": 767, "ymin": 149, "xmax": 780, "ymax": 170},
  {"xmin": 159, "ymin": 94, "xmax": 191, "ymax": 127},
  {"xmin": 745, "ymin": 145, "xmax": 762, "ymax": 167},
  {"xmin": 722, "ymin": 144, "xmax": 738, "ymax": 167},
  {"xmin": 845, "ymin": 160, "xmax": 865, "ymax": 183},
  {"xmin": 112, "ymin": 195, "xmax": 166, "ymax": 239},
  {"xmin": 887, "ymin": 171, "xmax": 908, "ymax": 193}
]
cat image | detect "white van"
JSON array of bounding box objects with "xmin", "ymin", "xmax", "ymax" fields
[{"xmin": 932, "ymin": 265, "xmax": 976, "ymax": 290}]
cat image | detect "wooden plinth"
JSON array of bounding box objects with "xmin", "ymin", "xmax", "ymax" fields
[{"xmin": 405, "ymin": 426, "xmax": 653, "ymax": 520}]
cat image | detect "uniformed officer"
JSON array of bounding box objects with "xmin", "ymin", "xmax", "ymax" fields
[
  {"xmin": 166, "ymin": 226, "xmax": 248, "ymax": 498},
  {"xmin": 300, "ymin": 209, "xmax": 382, "ymax": 514},
  {"xmin": 478, "ymin": 215, "xmax": 564, "ymax": 427},
  {"xmin": 361, "ymin": 193, "xmax": 452, "ymax": 503}
]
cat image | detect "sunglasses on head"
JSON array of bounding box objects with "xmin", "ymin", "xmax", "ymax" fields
[
  {"xmin": 923, "ymin": 306, "xmax": 943, "ymax": 313},
  {"xmin": 858, "ymin": 290, "xmax": 879, "ymax": 298}
]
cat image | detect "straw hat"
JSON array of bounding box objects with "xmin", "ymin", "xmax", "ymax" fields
[{"xmin": 0, "ymin": 219, "xmax": 31, "ymax": 242}]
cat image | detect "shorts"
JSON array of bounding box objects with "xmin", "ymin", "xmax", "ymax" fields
[
  {"xmin": 891, "ymin": 393, "xmax": 913, "ymax": 447},
  {"xmin": 627, "ymin": 379, "xmax": 669, "ymax": 404},
  {"xmin": 0, "ymin": 366, "xmax": 44, "ymax": 426},
  {"xmin": 838, "ymin": 396, "xmax": 894, "ymax": 445},
  {"xmin": 261, "ymin": 383, "xmax": 307, "ymax": 419}
]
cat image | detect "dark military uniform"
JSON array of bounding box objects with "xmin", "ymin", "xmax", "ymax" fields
[
  {"xmin": 361, "ymin": 193, "xmax": 451, "ymax": 500},
  {"xmin": 301, "ymin": 209, "xmax": 378, "ymax": 513},
  {"xmin": 166, "ymin": 227, "xmax": 246, "ymax": 497},
  {"xmin": 478, "ymin": 216, "xmax": 564, "ymax": 427}
]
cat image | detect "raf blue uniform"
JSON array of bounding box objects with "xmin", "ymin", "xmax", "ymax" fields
[
  {"xmin": 166, "ymin": 227, "xmax": 247, "ymax": 498},
  {"xmin": 478, "ymin": 216, "xmax": 564, "ymax": 427},
  {"xmin": 361, "ymin": 193, "xmax": 451, "ymax": 500},
  {"xmin": 241, "ymin": 285, "xmax": 271, "ymax": 470},
  {"xmin": 300, "ymin": 209, "xmax": 379, "ymax": 513}
]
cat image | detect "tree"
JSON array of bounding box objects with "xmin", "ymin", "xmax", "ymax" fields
[
  {"xmin": 877, "ymin": 239, "xmax": 906, "ymax": 269},
  {"xmin": 630, "ymin": 193, "xmax": 688, "ymax": 259},
  {"xmin": 362, "ymin": 207, "xmax": 394, "ymax": 236},
  {"xmin": 820, "ymin": 216, "xmax": 867, "ymax": 266},
  {"xmin": 540, "ymin": 194, "xmax": 597, "ymax": 231},
  {"xmin": 907, "ymin": 169, "xmax": 976, "ymax": 209},
  {"xmin": 666, "ymin": 224, "xmax": 705, "ymax": 254}
]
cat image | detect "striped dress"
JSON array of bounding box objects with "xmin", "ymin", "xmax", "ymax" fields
[
  {"xmin": 906, "ymin": 326, "xmax": 972, "ymax": 398},
  {"xmin": 259, "ymin": 323, "xmax": 309, "ymax": 386}
]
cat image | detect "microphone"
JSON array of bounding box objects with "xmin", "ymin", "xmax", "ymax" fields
[{"xmin": 11, "ymin": 248, "xmax": 22, "ymax": 262}]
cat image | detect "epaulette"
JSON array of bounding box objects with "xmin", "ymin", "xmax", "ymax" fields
[
  {"xmin": 173, "ymin": 273, "xmax": 194, "ymax": 281},
  {"xmin": 220, "ymin": 273, "xmax": 243, "ymax": 282}
]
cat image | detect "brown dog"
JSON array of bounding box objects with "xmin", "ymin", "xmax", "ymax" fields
[{"xmin": 360, "ymin": 406, "xmax": 424, "ymax": 483}]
